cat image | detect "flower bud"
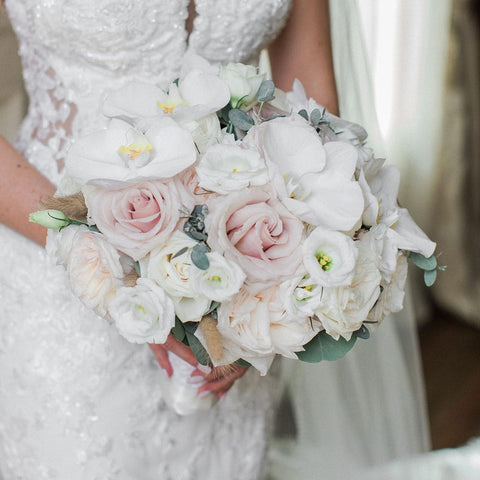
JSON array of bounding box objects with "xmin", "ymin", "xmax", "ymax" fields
[{"xmin": 29, "ymin": 209, "xmax": 70, "ymax": 230}]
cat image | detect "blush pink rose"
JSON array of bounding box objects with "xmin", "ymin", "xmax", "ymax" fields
[
  {"xmin": 204, "ymin": 186, "xmax": 304, "ymax": 289},
  {"xmin": 84, "ymin": 179, "xmax": 194, "ymax": 261}
]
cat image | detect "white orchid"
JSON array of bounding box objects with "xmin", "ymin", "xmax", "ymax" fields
[
  {"xmin": 65, "ymin": 117, "xmax": 197, "ymax": 185},
  {"xmin": 103, "ymin": 55, "xmax": 230, "ymax": 125},
  {"xmin": 247, "ymin": 116, "xmax": 364, "ymax": 231}
]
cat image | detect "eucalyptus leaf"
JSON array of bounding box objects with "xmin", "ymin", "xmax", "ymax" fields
[
  {"xmin": 134, "ymin": 261, "xmax": 141, "ymax": 277},
  {"xmin": 409, "ymin": 252, "xmax": 437, "ymax": 271},
  {"xmin": 355, "ymin": 324, "xmax": 370, "ymax": 340},
  {"xmin": 185, "ymin": 330, "xmax": 210, "ymax": 366},
  {"xmin": 298, "ymin": 109, "xmax": 309, "ymax": 121},
  {"xmin": 220, "ymin": 105, "xmax": 231, "ymax": 124},
  {"xmin": 228, "ymin": 108, "xmax": 254, "ymax": 131},
  {"xmin": 191, "ymin": 243, "xmax": 210, "ymax": 270},
  {"xmin": 205, "ymin": 301, "xmax": 220, "ymax": 316},
  {"xmin": 171, "ymin": 246, "xmax": 188, "ymax": 260},
  {"xmin": 186, "ymin": 230, "xmax": 208, "ymax": 242},
  {"xmin": 257, "ymin": 80, "xmax": 275, "ymax": 102},
  {"xmin": 310, "ymin": 108, "xmax": 323, "ymax": 126},
  {"xmin": 172, "ymin": 316, "xmax": 186, "ymax": 342},
  {"xmin": 424, "ymin": 269, "xmax": 437, "ymax": 287},
  {"xmin": 235, "ymin": 359, "xmax": 252, "ymax": 368},
  {"xmin": 297, "ymin": 331, "xmax": 357, "ymax": 363}
]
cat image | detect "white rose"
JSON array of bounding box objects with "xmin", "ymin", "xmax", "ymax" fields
[
  {"xmin": 46, "ymin": 224, "xmax": 89, "ymax": 265},
  {"xmin": 190, "ymin": 252, "xmax": 246, "ymax": 302},
  {"xmin": 196, "ymin": 143, "xmax": 269, "ymax": 194},
  {"xmin": 109, "ymin": 278, "xmax": 175, "ymax": 344},
  {"xmin": 303, "ymin": 227, "xmax": 358, "ymax": 287},
  {"xmin": 141, "ymin": 232, "xmax": 210, "ymax": 322},
  {"xmin": 314, "ymin": 240, "xmax": 382, "ymax": 341},
  {"xmin": 67, "ymin": 229, "xmax": 126, "ymax": 317},
  {"xmin": 220, "ymin": 63, "xmax": 265, "ymax": 107}
]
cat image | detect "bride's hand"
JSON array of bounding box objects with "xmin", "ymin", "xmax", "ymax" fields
[
  {"xmin": 195, "ymin": 364, "xmax": 248, "ymax": 400},
  {"xmin": 149, "ymin": 337, "xmax": 248, "ymax": 398},
  {"xmin": 149, "ymin": 334, "xmax": 199, "ymax": 377}
]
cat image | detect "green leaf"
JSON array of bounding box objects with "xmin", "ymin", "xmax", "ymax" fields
[
  {"xmin": 297, "ymin": 330, "xmax": 357, "ymax": 363},
  {"xmin": 134, "ymin": 261, "xmax": 141, "ymax": 276},
  {"xmin": 298, "ymin": 109, "xmax": 309, "ymax": 121},
  {"xmin": 191, "ymin": 243, "xmax": 210, "ymax": 270},
  {"xmin": 257, "ymin": 80, "xmax": 275, "ymax": 102},
  {"xmin": 235, "ymin": 358, "xmax": 252, "ymax": 368},
  {"xmin": 354, "ymin": 324, "xmax": 370, "ymax": 340},
  {"xmin": 172, "ymin": 316, "xmax": 186, "ymax": 342},
  {"xmin": 205, "ymin": 301, "xmax": 220, "ymax": 316},
  {"xmin": 228, "ymin": 108, "xmax": 254, "ymax": 131},
  {"xmin": 409, "ymin": 252, "xmax": 437, "ymax": 270},
  {"xmin": 424, "ymin": 269, "xmax": 437, "ymax": 287},
  {"xmin": 171, "ymin": 246, "xmax": 188, "ymax": 260},
  {"xmin": 185, "ymin": 330, "xmax": 210, "ymax": 366},
  {"xmin": 310, "ymin": 108, "xmax": 323, "ymax": 126}
]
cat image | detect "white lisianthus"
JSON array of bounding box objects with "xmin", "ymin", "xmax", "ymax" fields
[
  {"xmin": 196, "ymin": 143, "xmax": 269, "ymax": 194},
  {"xmin": 66, "ymin": 117, "xmax": 197, "ymax": 185},
  {"xmin": 141, "ymin": 232, "xmax": 210, "ymax": 322},
  {"xmin": 280, "ymin": 273, "xmax": 323, "ymax": 317},
  {"xmin": 29, "ymin": 209, "xmax": 70, "ymax": 230},
  {"xmin": 303, "ymin": 227, "xmax": 358, "ymax": 287},
  {"xmin": 314, "ymin": 241, "xmax": 382, "ymax": 341},
  {"xmin": 183, "ymin": 113, "xmax": 223, "ymax": 154},
  {"xmin": 109, "ymin": 278, "xmax": 175, "ymax": 344},
  {"xmin": 220, "ymin": 63, "xmax": 265, "ymax": 107},
  {"xmin": 66, "ymin": 229, "xmax": 126, "ymax": 317},
  {"xmin": 190, "ymin": 252, "xmax": 246, "ymax": 302}
]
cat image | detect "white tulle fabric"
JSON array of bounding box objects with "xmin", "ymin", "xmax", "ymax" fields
[{"xmin": 0, "ymin": 1, "xmax": 289, "ymax": 479}]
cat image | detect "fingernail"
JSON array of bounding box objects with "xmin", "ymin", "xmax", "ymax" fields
[
  {"xmin": 198, "ymin": 390, "xmax": 211, "ymax": 399},
  {"xmin": 187, "ymin": 375, "xmax": 205, "ymax": 385},
  {"xmin": 160, "ymin": 368, "xmax": 169, "ymax": 378},
  {"xmin": 197, "ymin": 364, "xmax": 212, "ymax": 375},
  {"xmin": 217, "ymin": 391, "xmax": 226, "ymax": 400}
]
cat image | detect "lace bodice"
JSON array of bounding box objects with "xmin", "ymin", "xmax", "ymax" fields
[{"xmin": 5, "ymin": 0, "xmax": 291, "ymax": 184}]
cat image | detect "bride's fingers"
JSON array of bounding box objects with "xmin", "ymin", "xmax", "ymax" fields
[
  {"xmin": 198, "ymin": 365, "xmax": 248, "ymax": 395},
  {"xmin": 162, "ymin": 334, "xmax": 200, "ymax": 369},
  {"xmin": 148, "ymin": 343, "xmax": 173, "ymax": 377}
]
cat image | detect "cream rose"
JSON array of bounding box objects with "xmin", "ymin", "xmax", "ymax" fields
[
  {"xmin": 215, "ymin": 286, "xmax": 320, "ymax": 375},
  {"xmin": 109, "ymin": 278, "xmax": 175, "ymax": 344},
  {"xmin": 204, "ymin": 186, "xmax": 304, "ymax": 289},
  {"xmin": 314, "ymin": 241, "xmax": 382, "ymax": 341},
  {"xmin": 66, "ymin": 229, "xmax": 126, "ymax": 317},
  {"xmin": 84, "ymin": 179, "xmax": 193, "ymax": 261}
]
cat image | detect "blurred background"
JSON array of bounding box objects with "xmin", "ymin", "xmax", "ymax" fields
[{"xmin": 1, "ymin": 0, "xmax": 479, "ymax": 474}]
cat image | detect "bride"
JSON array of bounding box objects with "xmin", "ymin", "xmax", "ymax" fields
[{"xmin": 0, "ymin": 1, "xmax": 428, "ymax": 478}]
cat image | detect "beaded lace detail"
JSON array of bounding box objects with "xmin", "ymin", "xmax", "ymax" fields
[{"xmin": 0, "ymin": 1, "xmax": 289, "ymax": 478}]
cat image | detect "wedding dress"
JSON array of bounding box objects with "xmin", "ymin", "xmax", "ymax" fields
[
  {"xmin": 0, "ymin": 1, "xmax": 290, "ymax": 479},
  {"xmin": 0, "ymin": 1, "xmax": 430, "ymax": 479}
]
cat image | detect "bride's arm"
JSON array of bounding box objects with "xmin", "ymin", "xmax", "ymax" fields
[
  {"xmin": 269, "ymin": 0, "xmax": 339, "ymax": 115},
  {"xmin": 0, "ymin": 135, "xmax": 56, "ymax": 246}
]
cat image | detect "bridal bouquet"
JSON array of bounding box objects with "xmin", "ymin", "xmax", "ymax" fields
[{"xmin": 31, "ymin": 55, "xmax": 440, "ymax": 408}]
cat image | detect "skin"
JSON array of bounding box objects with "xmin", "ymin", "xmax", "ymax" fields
[{"xmin": 0, "ymin": 0, "xmax": 339, "ymax": 398}]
